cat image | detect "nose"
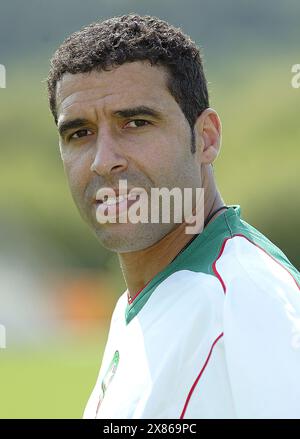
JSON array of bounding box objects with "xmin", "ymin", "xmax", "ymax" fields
[{"xmin": 90, "ymin": 130, "xmax": 128, "ymax": 177}]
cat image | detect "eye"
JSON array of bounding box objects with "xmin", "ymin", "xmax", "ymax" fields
[
  {"xmin": 124, "ymin": 119, "xmax": 151, "ymax": 128},
  {"xmin": 69, "ymin": 129, "xmax": 93, "ymax": 140}
]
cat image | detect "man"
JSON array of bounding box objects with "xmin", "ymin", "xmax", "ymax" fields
[{"xmin": 47, "ymin": 14, "xmax": 300, "ymax": 419}]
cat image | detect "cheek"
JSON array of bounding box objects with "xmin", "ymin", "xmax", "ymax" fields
[
  {"xmin": 142, "ymin": 133, "xmax": 179, "ymax": 167},
  {"xmin": 135, "ymin": 139, "xmax": 185, "ymax": 188},
  {"xmin": 63, "ymin": 153, "xmax": 91, "ymax": 201},
  {"xmin": 135, "ymin": 149, "xmax": 174, "ymax": 187}
]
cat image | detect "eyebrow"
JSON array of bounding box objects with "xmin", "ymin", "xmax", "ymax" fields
[
  {"xmin": 58, "ymin": 106, "xmax": 163, "ymax": 137},
  {"xmin": 113, "ymin": 105, "xmax": 163, "ymax": 120},
  {"xmin": 58, "ymin": 118, "xmax": 90, "ymax": 137}
]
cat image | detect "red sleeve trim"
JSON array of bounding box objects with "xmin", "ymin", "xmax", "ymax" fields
[
  {"xmin": 180, "ymin": 332, "xmax": 224, "ymax": 419},
  {"xmin": 212, "ymin": 233, "xmax": 300, "ymax": 295},
  {"xmin": 212, "ymin": 238, "xmax": 229, "ymax": 294}
]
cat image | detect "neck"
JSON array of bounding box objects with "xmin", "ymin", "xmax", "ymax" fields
[{"xmin": 118, "ymin": 166, "xmax": 226, "ymax": 300}]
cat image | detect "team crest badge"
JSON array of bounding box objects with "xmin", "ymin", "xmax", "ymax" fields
[{"xmin": 95, "ymin": 350, "xmax": 119, "ymax": 417}]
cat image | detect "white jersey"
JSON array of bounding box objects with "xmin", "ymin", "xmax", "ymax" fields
[{"xmin": 83, "ymin": 205, "xmax": 300, "ymax": 419}]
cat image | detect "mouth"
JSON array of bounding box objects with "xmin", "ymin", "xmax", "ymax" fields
[{"xmin": 94, "ymin": 189, "xmax": 142, "ymax": 221}]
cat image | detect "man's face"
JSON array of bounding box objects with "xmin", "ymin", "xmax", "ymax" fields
[{"xmin": 56, "ymin": 61, "xmax": 202, "ymax": 252}]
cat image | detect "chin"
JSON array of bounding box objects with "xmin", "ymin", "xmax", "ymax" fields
[{"xmin": 93, "ymin": 222, "xmax": 169, "ymax": 253}]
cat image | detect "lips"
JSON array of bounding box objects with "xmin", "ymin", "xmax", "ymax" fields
[
  {"xmin": 98, "ymin": 194, "xmax": 128, "ymax": 206},
  {"xmin": 94, "ymin": 188, "xmax": 143, "ymax": 222},
  {"xmin": 95, "ymin": 189, "xmax": 141, "ymax": 205}
]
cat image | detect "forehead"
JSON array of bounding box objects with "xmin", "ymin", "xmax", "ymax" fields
[{"xmin": 56, "ymin": 61, "xmax": 176, "ymax": 120}]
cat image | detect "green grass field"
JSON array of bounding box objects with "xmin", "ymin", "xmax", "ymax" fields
[{"xmin": 0, "ymin": 335, "xmax": 106, "ymax": 418}]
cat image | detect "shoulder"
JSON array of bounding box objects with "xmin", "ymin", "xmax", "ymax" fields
[
  {"xmin": 213, "ymin": 232, "xmax": 300, "ymax": 301},
  {"xmin": 213, "ymin": 232, "xmax": 300, "ymax": 353},
  {"xmin": 214, "ymin": 233, "xmax": 300, "ymax": 418}
]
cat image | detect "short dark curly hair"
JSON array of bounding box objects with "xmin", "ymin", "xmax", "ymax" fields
[{"xmin": 47, "ymin": 14, "xmax": 209, "ymax": 152}]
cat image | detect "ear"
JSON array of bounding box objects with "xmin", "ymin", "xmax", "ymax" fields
[{"xmin": 194, "ymin": 108, "xmax": 222, "ymax": 164}]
